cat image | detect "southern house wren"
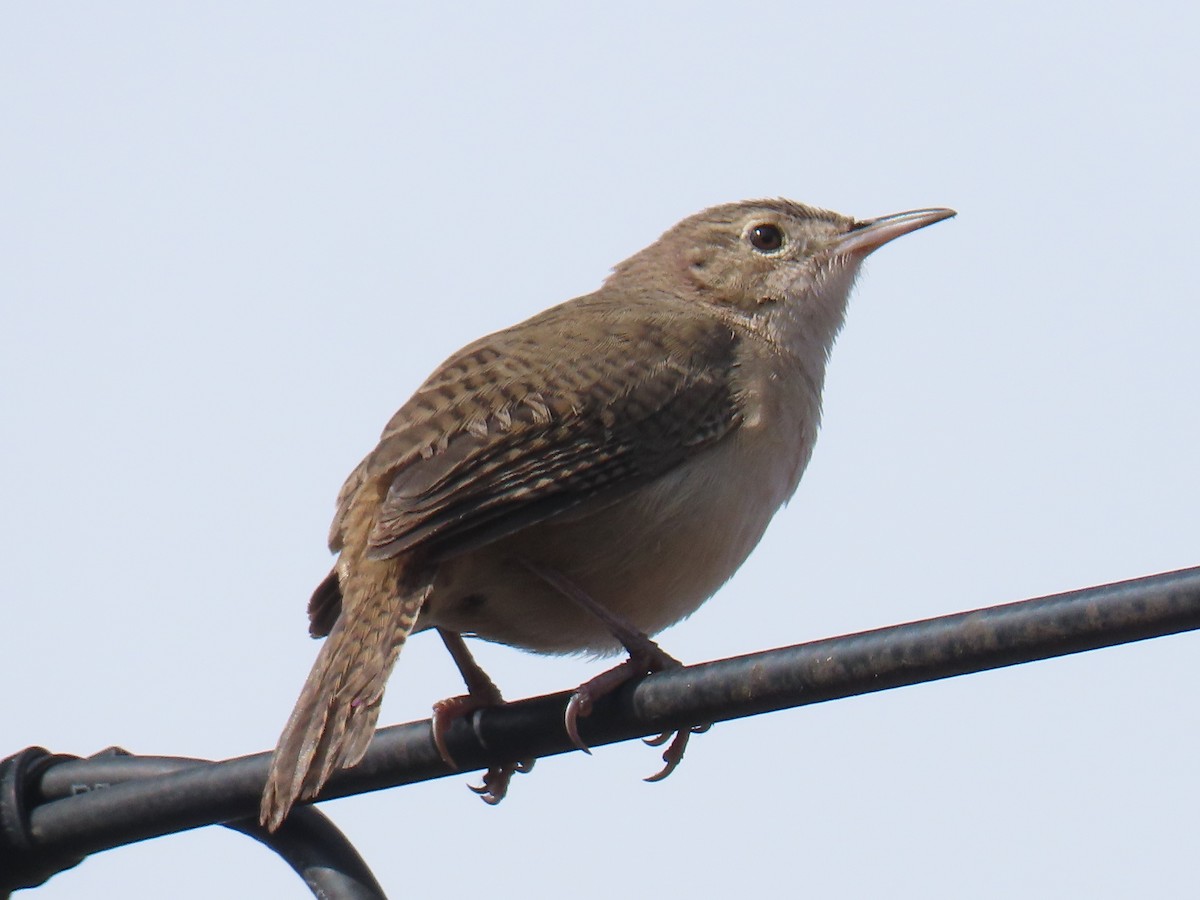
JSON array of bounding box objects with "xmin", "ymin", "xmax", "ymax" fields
[{"xmin": 260, "ymin": 199, "xmax": 955, "ymax": 829}]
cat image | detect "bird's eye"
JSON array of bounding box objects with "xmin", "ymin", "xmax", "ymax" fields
[{"xmin": 748, "ymin": 223, "xmax": 784, "ymax": 253}]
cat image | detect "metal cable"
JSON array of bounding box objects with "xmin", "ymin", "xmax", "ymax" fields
[{"xmin": 6, "ymin": 564, "xmax": 1199, "ymax": 895}]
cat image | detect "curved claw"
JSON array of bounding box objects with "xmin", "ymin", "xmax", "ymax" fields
[
  {"xmin": 468, "ymin": 768, "xmax": 509, "ymax": 805},
  {"xmin": 468, "ymin": 759, "xmax": 536, "ymax": 805},
  {"xmin": 468, "ymin": 781, "xmax": 507, "ymax": 806},
  {"xmin": 644, "ymin": 731, "xmax": 672, "ymax": 748},
  {"xmin": 564, "ymin": 692, "xmax": 594, "ymax": 754},
  {"xmin": 644, "ymin": 729, "xmax": 692, "ymax": 783},
  {"xmin": 645, "ymin": 720, "xmax": 710, "ymax": 748},
  {"xmin": 431, "ymin": 695, "xmax": 477, "ymax": 769}
]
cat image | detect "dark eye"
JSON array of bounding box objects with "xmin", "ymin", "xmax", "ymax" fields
[{"xmin": 748, "ymin": 223, "xmax": 784, "ymax": 253}]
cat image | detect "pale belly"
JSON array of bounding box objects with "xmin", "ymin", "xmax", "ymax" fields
[{"xmin": 420, "ymin": 402, "xmax": 816, "ymax": 654}]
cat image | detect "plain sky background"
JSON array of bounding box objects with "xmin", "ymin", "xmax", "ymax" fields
[{"xmin": 4, "ymin": 3, "xmax": 1198, "ymax": 898}]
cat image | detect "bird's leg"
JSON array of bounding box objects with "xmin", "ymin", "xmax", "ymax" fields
[
  {"xmin": 519, "ymin": 560, "xmax": 707, "ymax": 781},
  {"xmin": 432, "ymin": 628, "xmax": 533, "ymax": 804},
  {"xmin": 431, "ymin": 628, "xmax": 503, "ymax": 765}
]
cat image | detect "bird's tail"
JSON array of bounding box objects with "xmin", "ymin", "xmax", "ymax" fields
[{"xmin": 259, "ymin": 558, "xmax": 431, "ymax": 831}]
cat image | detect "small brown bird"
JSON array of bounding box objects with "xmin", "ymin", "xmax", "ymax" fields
[{"xmin": 260, "ymin": 198, "xmax": 954, "ymax": 830}]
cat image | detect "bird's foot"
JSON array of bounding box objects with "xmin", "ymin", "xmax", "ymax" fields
[
  {"xmin": 565, "ymin": 639, "xmax": 709, "ymax": 782},
  {"xmin": 467, "ymin": 758, "xmax": 535, "ymax": 805},
  {"xmin": 516, "ymin": 559, "xmax": 711, "ymax": 782},
  {"xmin": 431, "ymin": 690, "xmax": 500, "ymax": 769},
  {"xmin": 643, "ymin": 722, "xmax": 711, "ymax": 781},
  {"xmin": 563, "ymin": 640, "xmax": 680, "ymax": 751},
  {"xmin": 431, "ymin": 691, "xmax": 535, "ymax": 804},
  {"xmin": 434, "ymin": 629, "xmax": 536, "ymax": 804}
]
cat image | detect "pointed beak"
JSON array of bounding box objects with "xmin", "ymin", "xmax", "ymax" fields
[{"xmin": 834, "ymin": 207, "xmax": 956, "ymax": 257}]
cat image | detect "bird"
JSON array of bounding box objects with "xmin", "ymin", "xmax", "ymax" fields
[{"xmin": 260, "ymin": 198, "xmax": 955, "ymax": 830}]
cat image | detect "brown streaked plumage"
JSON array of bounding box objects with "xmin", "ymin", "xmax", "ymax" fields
[{"xmin": 261, "ymin": 199, "xmax": 955, "ymax": 830}]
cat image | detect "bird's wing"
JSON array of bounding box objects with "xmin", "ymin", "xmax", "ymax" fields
[{"xmin": 331, "ymin": 294, "xmax": 745, "ymax": 563}]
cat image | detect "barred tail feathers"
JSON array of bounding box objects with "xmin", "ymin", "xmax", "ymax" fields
[{"xmin": 260, "ymin": 560, "xmax": 430, "ymax": 831}]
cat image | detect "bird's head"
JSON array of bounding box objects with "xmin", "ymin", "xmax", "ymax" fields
[{"xmin": 609, "ymin": 198, "xmax": 954, "ymax": 354}]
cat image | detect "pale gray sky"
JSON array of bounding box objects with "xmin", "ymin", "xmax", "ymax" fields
[{"xmin": 4, "ymin": 3, "xmax": 1198, "ymax": 898}]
